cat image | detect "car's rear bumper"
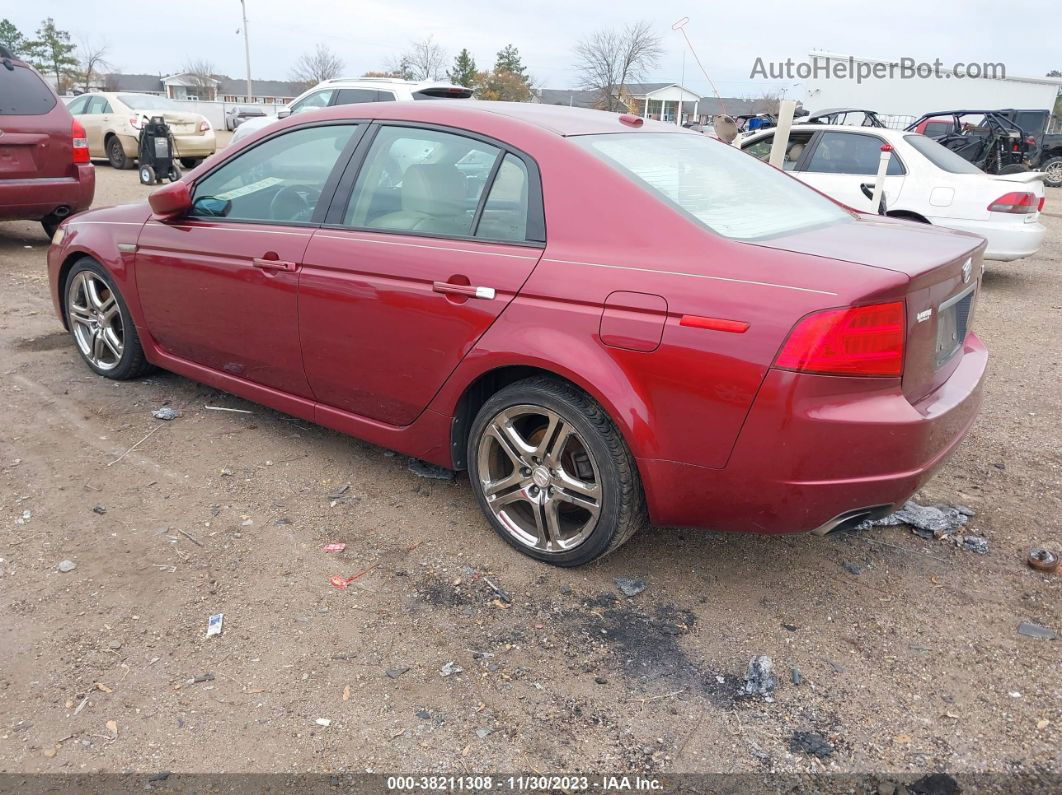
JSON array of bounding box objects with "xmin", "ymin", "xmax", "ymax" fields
[
  {"xmin": 640, "ymin": 332, "xmax": 988, "ymax": 533},
  {"xmin": 0, "ymin": 166, "xmax": 96, "ymax": 221},
  {"xmin": 173, "ymin": 132, "xmax": 216, "ymax": 158},
  {"xmin": 932, "ymin": 216, "xmax": 1045, "ymax": 262}
]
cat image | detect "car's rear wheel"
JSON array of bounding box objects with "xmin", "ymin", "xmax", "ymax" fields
[
  {"xmin": 107, "ymin": 136, "xmax": 134, "ymax": 169},
  {"xmin": 1041, "ymin": 156, "xmax": 1062, "ymax": 189},
  {"xmin": 467, "ymin": 377, "xmax": 646, "ymax": 566},
  {"xmin": 64, "ymin": 259, "xmax": 150, "ymax": 380}
]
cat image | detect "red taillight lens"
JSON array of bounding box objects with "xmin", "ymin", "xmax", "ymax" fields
[
  {"xmin": 775, "ymin": 301, "xmax": 906, "ymax": 377},
  {"xmin": 71, "ymin": 119, "xmax": 90, "ymax": 164},
  {"xmin": 1038, "ymin": 196, "xmax": 1045, "ymax": 212},
  {"xmin": 987, "ymin": 191, "xmax": 1038, "ymax": 214},
  {"xmin": 199, "ymin": 120, "xmax": 210, "ymax": 132}
]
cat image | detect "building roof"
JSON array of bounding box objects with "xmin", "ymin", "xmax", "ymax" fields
[
  {"xmin": 534, "ymin": 88, "xmax": 603, "ymax": 109},
  {"xmin": 99, "ymin": 72, "xmax": 302, "ymax": 98}
]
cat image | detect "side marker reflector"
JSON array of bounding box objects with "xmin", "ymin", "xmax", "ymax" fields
[{"xmin": 680, "ymin": 315, "xmax": 749, "ymax": 333}]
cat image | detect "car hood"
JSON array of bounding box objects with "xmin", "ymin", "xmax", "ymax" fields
[{"xmin": 231, "ymin": 115, "xmax": 279, "ymax": 142}]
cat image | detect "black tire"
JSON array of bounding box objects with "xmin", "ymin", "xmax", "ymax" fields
[
  {"xmin": 167, "ymin": 163, "xmax": 183, "ymax": 182},
  {"xmin": 139, "ymin": 165, "xmax": 156, "ymax": 185},
  {"xmin": 107, "ymin": 136, "xmax": 134, "ymax": 169},
  {"xmin": 1040, "ymin": 155, "xmax": 1062, "ymax": 189},
  {"xmin": 180, "ymin": 157, "xmax": 202, "ymax": 169},
  {"xmin": 63, "ymin": 258, "xmax": 151, "ymax": 380},
  {"xmin": 41, "ymin": 215, "xmax": 61, "ymax": 240},
  {"xmin": 998, "ymin": 163, "xmax": 1030, "ymax": 175},
  {"xmin": 467, "ymin": 376, "xmax": 647, "ymax": 566}
]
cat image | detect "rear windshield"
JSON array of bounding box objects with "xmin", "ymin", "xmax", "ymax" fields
[
  {"xmin": 576, "ymin": 132, "xmax": 851, "ymax": 240},
  {"xmin": 412, "ymin": 87, "xmax": 474, "ymax": 100},
  {"xmin": 0, "ymin": 64, "xmax": 58, "ymax": 115},
  {"xmin": 118, "ymin": 93, "xmax": 183, "ymax": 110},
  {"xmin": 903, "ymin": 134, "xmax": 984, "ymax": 174}
]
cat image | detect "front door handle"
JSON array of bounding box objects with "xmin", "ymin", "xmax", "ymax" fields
[
  {"xmin": 432, "ymin": 281, "xmax": 495, "ymax": 300},
  {"xmin": 253, "ymin": 257, "xmax": 299, "ymax": 272}
]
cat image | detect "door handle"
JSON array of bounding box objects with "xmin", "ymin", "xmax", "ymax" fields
[
  {"xmin": 432, "ymin": 281, "xmax": 495, "ymax": 300},
  {"xmin": 253, "ymin": 257, "xmax": 299, "ymax": 272}
]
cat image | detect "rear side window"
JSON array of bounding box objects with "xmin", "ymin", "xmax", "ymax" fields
[
  {"xmin": 333, "ymin": 88, "xmax": 377, "ymax": 104},
  {"xmin": 577, "ymin": 132, "xmax": 851, "ymax": 241},
  {"xmin": 805, "ymin": 132, "xmax": 904, "ymax": 176},
  {"xmin": 0, "ymin": 64, "xmax": 58, "ymax": 115},
  {"xmin": 923, "ymin": 121, "xmax": 954, "ymax": 138},
  {"xmin": 476, "ymin": 154, "xmax": 529, "ymax": 242}
]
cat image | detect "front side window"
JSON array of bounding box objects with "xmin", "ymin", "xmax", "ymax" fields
[
  {"xmin": 805, "ymin": 132, "xmax": 904, "ymax": 176},
  {"xmin": 344, "ymin": 126, "xmax": 500, "ymax": 238},
  {"xmin": 578, "ymin": 132, "xmax": 851, "ymax": 241},
  {"xmin": 192, "ymin": 124, "xmax": 357, "ymax": 224},
  {"xmin": 290, "ymin": 90, "xmax": 334, "ymax": 114}
]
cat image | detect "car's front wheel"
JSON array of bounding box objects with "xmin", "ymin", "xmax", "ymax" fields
[
  {"xmin": 64, "ymin": 258, "xmax": 150, "ymax": 380},
  {"xmin": 467, "ymin": 377, "xmax": 646, "ymax": 566},
  {"xmin": 1041, "ymin": 156, "xmax": 1062, "ymax": 189}
]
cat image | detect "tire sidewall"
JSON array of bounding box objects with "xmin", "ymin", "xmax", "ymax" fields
[
  {"xmin": 64, "ymin": 259, "xmax": 142, "ymax": 380},
  {"xmin": 467, "ymin": 382, "xmax": 626, "ymax": 567},
  {"xmin": 107, "ymin": 138, "xmax": 127, "ymax": 169}
]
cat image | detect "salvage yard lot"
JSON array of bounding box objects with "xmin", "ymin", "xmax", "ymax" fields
[{"xmin": 0, "ymin": 165, "xmax": 1059, "ymax": 778}]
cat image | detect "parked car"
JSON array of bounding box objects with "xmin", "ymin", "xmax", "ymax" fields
[
  {"xmin": 0, "ymin": 45, "xmax": 94, "ymax": 238},
  {"xmin": 67, "ymin": 92, "xmax": 216, "ymax": 170},
  {"xmin": 806, "ymin": 107, "xmax": 885, "ymax": 127},
  {"xmin": 47, "ymin": 102, "xmax": 988, "ymax": 566},
  {"xmin": 225, "ymin": 104, "xmax": 268, "ymax": 131},
  {"xmin": 911, "ymin": 109, "xmax": 1062, "ymax": 188},
  {"xmin": 740, "ymin": 124, "xmax": 1045, "ymax": 261},
  {"xmin": 904, "ymin": 110, "xmax": 1033, "ymax": 176},
  {"xmin": 229, "ymin": 78, "xmax": 474, "ymax": 144}
]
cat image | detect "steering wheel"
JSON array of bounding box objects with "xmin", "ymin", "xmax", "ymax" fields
[{"xmin": 269, "ymin": 185, "xmax": 320, "ymax": 222}]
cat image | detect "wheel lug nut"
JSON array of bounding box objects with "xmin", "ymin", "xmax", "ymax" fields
[
  {"xmin": 530, "ymin": 486, "xmax": 539, "ymax": 496},
  {"xmin": 521, "ymin": 467, "xmax": 531, "ymax": 476}
]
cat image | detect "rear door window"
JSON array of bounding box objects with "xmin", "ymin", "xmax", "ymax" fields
[
  {"xmin": 333, "ymin": 88, "xmax": 377, "ymax": 105},
  {"xmin": 805, "ymin": 131, "xmax": 904, "ymax": 175},
  {"xmin": 475, "ymin": 153, "xmax": 530, "ymax": 242},
  {"xmin": 0, "ymin": 64, "xmax": 58, "ymax": 115},
  {"xmin": 743, "ymin": 131, "xmax": 814, "ymax": 171}
]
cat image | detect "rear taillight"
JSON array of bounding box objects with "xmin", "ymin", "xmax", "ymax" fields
[
  {"xmin": 774, "ymin": 301, "xmax": 906, "ymax": 378},
  {"xmin": 1038, "ymin": 196, "xmax": 1045, "ymax": 212},
  {"xmin": 71, "ymin": 119, "xmax": 90, "ymax": 164},
  {"xmin": 987, "ymin": 191, "xmax": 1038, "ymax": 214},
  {"xmin": 199, "ymin": 120, "xmax": 210, "ymax": 132}
]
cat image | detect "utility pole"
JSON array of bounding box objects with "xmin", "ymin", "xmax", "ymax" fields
[{"xmin": 240, "ymin": 0, "xmax": 253, "ymax": 101}]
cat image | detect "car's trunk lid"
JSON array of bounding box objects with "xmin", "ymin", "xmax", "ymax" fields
[{"xmin": 752, "ymin": 215, "xmax": 985, "ymax": 403}]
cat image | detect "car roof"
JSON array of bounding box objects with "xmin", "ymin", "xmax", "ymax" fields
[{"xmin": 316, "ymin": 77, "xmax": 468, "ymax": 91}]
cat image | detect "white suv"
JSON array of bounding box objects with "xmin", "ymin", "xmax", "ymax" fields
[{"xmin": 229, "ymin": 78, "xmax": 474, "ymax": 144}]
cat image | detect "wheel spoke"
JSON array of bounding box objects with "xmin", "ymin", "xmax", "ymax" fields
[
  {"xmin": 556, "ymin": 488, "xmax": 600, "ymax": 518},
  {"xmin": 555, "ymin": 469, "xmax": 598, "ymax": 499},
  {"xmin": 85, "ymin": 277, "xmax": 106, "ymax": 310},
  {"xmin": 544, "ymin": 498, "xmax": 562, "ymax": 543},
  {"xmin": 542, "ymin": 419, "xmax": 573, "ymax": 468},
  {"xmin": 489, "ymin": 418, "xmax": 534, "ymax": 464},
  {"xmin": 69, "ymin": 307, "xmax": 94, "ymax": 326},
  {"xmin": 102, "ymin": 327, "xmax": 123, "ymax": 359},
  {"xmin": 92, "ymin": 330, "xmax": 105, "ymax": 361},
  {"xmin": 483, "ymin": 470, "xmax": 525, "ymax": 498},
  {"xmin": 530, "ymin": 498, "xmax": 549, "ymax": 547}
]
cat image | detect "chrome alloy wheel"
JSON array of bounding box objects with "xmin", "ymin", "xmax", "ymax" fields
[
  {"xmin": 476, "ymin": 405, "xmax": 602, "ymax": 553},
  {"xmin": 1046, "ymin": 160, "xmax": 1062, "ymax": 185},
  {"xmin": 66, "ymin": 271, "xmax": 124, "ymax": 370}
]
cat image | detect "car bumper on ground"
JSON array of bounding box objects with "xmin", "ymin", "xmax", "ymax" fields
[
  {"xmin": 639, "ymin": 332, "xmax": 988, "ymax": 533},
  {"xmin": 933, "ymin": 216, "xmax": 1046, "ymax": 262},
  {"xmin": 0, "ymin": 165, "xmax": 96, "ymax": 222}
]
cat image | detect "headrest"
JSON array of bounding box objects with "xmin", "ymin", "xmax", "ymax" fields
[{"xmin": 401, "ymin": 164, "xmax": 466, "ymax": 216}]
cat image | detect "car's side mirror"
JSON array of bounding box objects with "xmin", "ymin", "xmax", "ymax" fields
[
  {"xmin": 149, "ymin": 180, "xmax": 192, "ymax": 219},
  {"xmin": 276, "ymin": 107, "xmax": 291, "ymax": 119}
]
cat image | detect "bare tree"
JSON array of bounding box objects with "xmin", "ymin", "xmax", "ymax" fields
[
  {"xmin": 77, "ymin": 37, "xmax": 111, "ymax": 92},
  {"xmin": 574, "ymin": 21, "xmax": 662, "ymax": 112},
  {"xmin": 181, "ymin": 58, "xmax": 217, "ymax": 98},
  {"xmin": 399, "ymin": 36, "xmax": 447, "ymax": 81},
  {"xmin": 291, "ymin": 44, "xmax": 345, "ymax": 89}
]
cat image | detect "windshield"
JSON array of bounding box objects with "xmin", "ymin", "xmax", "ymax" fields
[
  {"xmin": 576, "ymin": 132, "xmax": 851, "ymax": 240},
  {"xmin": 903, "ymin": 134, "xmax": 985, "ymax": 174},
  {"xmin": 118, "ymin": 93, "xmax": 183, "ymax": 111}
]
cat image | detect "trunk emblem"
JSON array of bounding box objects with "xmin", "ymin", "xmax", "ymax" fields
[
  {"xmin": 962, "ymin": 258, "xmax": 973, "ymax": 284},
  {"xmin": 917, "ymin": 309, "xmax": 933, "ymax": 323}
]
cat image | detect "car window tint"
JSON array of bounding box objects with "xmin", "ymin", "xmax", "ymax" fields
[
  {"xmin": 924, "ymin": 121, "xmax": 953, "ymax": 138},
  {"xmin": 903, "ymin": 135, "xmax": 984, "ymax": 174},
  {"xmin": 1013, "ymin": 111, "xmax": 1046, "ymax": 137},
  {"xmin": 99, "ymin": 99, "xmax": 112, "ymax": 113},
  {"xmin": 578, "ymin": 132, "xmax": 851, "ymax": 241},
  {"xmin": 344, "ymin": 126, "xmax": 501, "ymax": 238},
  {"xmin": 333, "ymin": 88, "xmax": 376, "ymax": 105},
  {"xmin": 744, "ymin": 132, "xmax": 814, "ymax": 171},
  {"xmin": 290, "ymin": 90, "xmax": 333, "ymax": 114},
  {"xmin": 375, "ymin": 91, "xmax": 396, "ymax": 101},
  {"xmin": 475, "ymin": 154, "xmax": 528, "ymax": 242},
  {"xmin": 85, "ymin": 96, "xmax": 108, "ymax": 114},
  {"xmin": 191, "ymin": 124, "xmax": 356, "ymax": 224},
  {"xmin": 66, "ymin": 95, "xmax": 89, "ymax": 114},
  {"xmin": 0, "ymin": 64, "xmax": 57, "ymax": 115},
  {"xmin": 805, "ymin": 132, "xmax": 903, "ymax": 176}
]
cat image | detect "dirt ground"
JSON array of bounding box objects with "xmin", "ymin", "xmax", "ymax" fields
[{"xmin": 0, "ymin": 143, "xmax": 1059, "ymax": 783}]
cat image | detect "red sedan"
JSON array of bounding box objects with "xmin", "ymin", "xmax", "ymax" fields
[{"xmin": 46, "ymin": 101, "xmax": 987, "ymax": 566}]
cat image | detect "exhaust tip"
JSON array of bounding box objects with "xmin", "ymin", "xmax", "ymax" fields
[
  {"xmin": 53, "ymin": 206, "xmax": 72, "ymax": 218},
  {"xmin": 811, "ymin": 505, "xmax": 893, "ymax": 536}
]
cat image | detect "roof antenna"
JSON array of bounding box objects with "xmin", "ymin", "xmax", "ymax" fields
[{"xmin": 672, "ymin": 17, "xmax": 727, "ymax": 118}]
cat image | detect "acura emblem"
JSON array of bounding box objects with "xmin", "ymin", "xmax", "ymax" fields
[{"xmin": 961, "ymin": 258, "xmax": 972, "ymax": 284}]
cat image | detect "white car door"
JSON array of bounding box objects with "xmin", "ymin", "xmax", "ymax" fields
[{"xmin": 797, "ymin": 130, "xmax": 907, "ymax": 213}]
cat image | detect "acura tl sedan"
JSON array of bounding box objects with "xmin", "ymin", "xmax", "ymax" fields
[{"xmin": 46, "ymin": 102, "xmax": 988, "ymax": 566}]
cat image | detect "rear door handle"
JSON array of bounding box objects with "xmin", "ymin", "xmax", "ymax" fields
[
  {"xmin": 432, "ymin": 281, "xmax": 495, "ymax": 300},
  {"xmin": 253, "ymin": 257, "xmax": 299, "ymax": 272}
]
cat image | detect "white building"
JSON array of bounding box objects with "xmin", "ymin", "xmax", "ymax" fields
[{"xmin": 803, "ymin": 51, "xmax": 1062, "ymax": 124}]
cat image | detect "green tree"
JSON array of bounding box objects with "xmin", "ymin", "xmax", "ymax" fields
[
  {"xmin": 494, "ymin": 44, "xmax": 526, "ymax": 77},
  {"xmin": 26, "ymin": 17, "xmax": 78, "ymax": 92},
  {"xmin": 0, "ymin": 18, "xmax": 25, "ymax": 55},
  {"xmin": 448, "ymin": 48, "xmax": 477, "ymax": 88}
]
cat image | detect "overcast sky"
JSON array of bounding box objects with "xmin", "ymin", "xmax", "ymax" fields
[{"xmin": 7, "ymin": 0, "xmax": 1059, "ymax": 98}]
